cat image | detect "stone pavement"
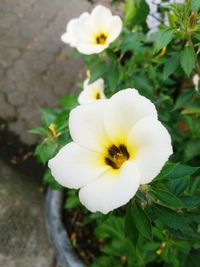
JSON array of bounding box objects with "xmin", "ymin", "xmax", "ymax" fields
[
  {"xmin": 0, "ymin": 0, "xmax": 91, "ymax": 144},
  {"xmin": 0, "ymin": 159, "xmax": 54, "ymax": 267}
]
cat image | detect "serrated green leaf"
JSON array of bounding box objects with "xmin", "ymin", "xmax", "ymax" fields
[
  {"xmin": 155, "ymin": 162, "xmax": 199, "ymax": 181},
  {"xmin": 35, "ymin": 140, "xmax": 59, "ymax": 164},
  {"xmin": 124, "ymin": 205, "xmax": 139, "ymax": 246},
  {"xmin": 60, "ymin": 93, "xmax": 78, "ymax": 110},
  {"xmin": 191, "ymin": 0, "xmax": 200, "ymax": 11},
  {"xmin": 29, "ymin": 127, "xmax": 46, "ymax": 136},
  {"xmin": 181, "ymin": 196, "xmax": 200, "ymax": 208},
  {"xmin": 181, "ymin": 107, "xmax": 200, "ymax": 115},
  {"xmin": 90, "ymin": 256, "xmax": 121, "ymax": 267},
  {"xmin": 43, "ymin": 169, "xmax": 63, "ymax": 189},
  {"xmin": 124, "ymin": 0, "xmax": 149, "ymax": 28},
  {"xmin": 133, "ymin": 201, "xmax": 152, "ymax": 240},
  {"xmin": 107, "ymin": 63, "xmax": 119, "ymax": 91},
  {"xmin": 154, "ymin": 29, "xmax": 175, "ymax": 53},
  {"xmin": 89, "ymin": 60, "xmax": 109, "ymax": 83},
  {"xmin": 120, "ymin": 32, "xmax": 142, "ymax": 53},
  {"xmin": 180, "ymin": 46, "xmax": 196, "ymax": 76},
  {"xmin": 163, "ymin": 53, "xmax": 180, "ymax": 80},
  {"xmin": 40, "ymin": 108, "xmax": 59, "ymax": 126},
  {"xmin": 149, "ymin": 188, "xmax": 184, "ymax": 208},
  {"xmin": 174, "ymin": 89, "xmax": 195, "ymax": 110},
  {"xmin": 152, "ymin": 204, "xmax": 192, "ymax": 232}
]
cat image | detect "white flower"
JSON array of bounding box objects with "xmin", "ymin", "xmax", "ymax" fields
[
  {"xmin": 193, "ymin": 74, "xmax": 200, "ymax": 91},
  {"xmin": 78, "ymin": 78, "xmax": 106, "ymax": 104},
  {"xmin": 61, "ymin": 5, "xmax": 122, "ymax": 55},
  {"xmin": 49, "ymin": 89, "xmax": 173, "ymax": 214}
]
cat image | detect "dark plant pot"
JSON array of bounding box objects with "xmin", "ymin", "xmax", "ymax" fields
[{"xmin": 45, "ymin": 187, "xmax": 85, "ymax": 267}]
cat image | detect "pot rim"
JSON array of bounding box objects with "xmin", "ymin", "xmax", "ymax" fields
[{"xmin": 45, "ymin": 187, "xmax": 85, "ymax": 267}]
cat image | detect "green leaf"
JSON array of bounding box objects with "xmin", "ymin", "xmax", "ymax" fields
[
  {"xmin": 163, "ymin": 53, "xmax": 180, "ymax": 80},
  {"xmin": 120, "ymin": 32, "xmax": 142, "ymax": 53},
  {"xmin": 167, "ymin": 176, "xmax": 190, "ymax": 196},
  {"xmin": 180, "ymin": 46, "xmax": 196, "ymax": 76},
  {"xmin": 124, "ymin": 205, "xmax": 139, "ymax": 246},
  {"xmin": 181, "ymin": 107, "xmax": 200, "ymax": 115},
  {"xmin": 89, "ymin": 60, "xmax": 109, "ymax": 83},
  {"xmin": 185, "ymin": 252, "xmax": 200, "ymax": 267},
  {"xmin": 152, "ymin": 204, "xmax": 192, "ymax": 232},
  {"xmin": 64, "ymin": 190, "xmax": 80, "ymax": 209},
  {"xmin": 90, "ymin": 256, "xmax": 121, "ymax": 267},
  {"xmin": 155, "ymin": 162, "xmax": 199, "ymax": 181},
  {"xmin": 60, "ymin": 93, "xmax": 78, "ymax": 110},
  {"xmin": 181, "ymin": 196, "xmax": 200, "ymax": 208},
  {"xmin": 40, "ymin": 108, "xmax": 59, "ymax": 126},
  {"xmin": 154, "ymin": 28, "xmax": 175, "ymax": 53},
  {"xmin": 29, "ymin": 127, "xmax": 46, "ymax": 136},
  {"xmin": 43, "ymin": 169, "xmax": 63, "ymax": 189},
  {"xmin": 191, "ymin": 0, "xmax": 200, "ymax": 11},
  {"xmin": 107, "ymin": 63, "xmax": 119, "ymax": 91},
  {"xmin": 35, "ymin": 140, "xmax": 59, "ymax": 164},
  {"xmin": 95, "ymin": 216, "xmax": 124, "ymax": 241},
  {"xmin": 132, "ymin": 201, "xmax": 152, "ymax": 240},
  {"xmin": 149, "ymin": 188, "xmax": 184, "ymax": 208},
  {"xmin": 124, "ymin": 0, "xmax": 150, "ymax": 28},
  {"xmin": 174, "ymin": 89, "xmax": 195, "ymax": 109}
]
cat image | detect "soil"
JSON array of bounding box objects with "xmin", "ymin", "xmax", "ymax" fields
[
  {"xmin": 0, "ymin": 118, "xmax": 45, "ymax": 179},
  {"xmin": 63, "ymin": 203, "xmax": 102, "ymax": 266}
]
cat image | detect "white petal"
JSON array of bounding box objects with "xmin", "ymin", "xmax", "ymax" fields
[
  {"xmin": 61, "ymin": 18, "xmax": 80, "ymax": 47},
  {"xmin": 76, "ymin": 43, "xmax": 107, "ymax": 55},
  {"xmin": 48, "ymin": 142, "xmax": 108, "ymax": 189},
  {"xmin": 106, "ymin": 16, "xmax": 122, "ymax": 43},
  {"xmin": 127, "ymin": 117, "xmax": 173, "ymax": 184},
  {"xmin": 61, "ymin": 32, "xmax": 76, "ymax": 47},
  {"xmin": 72, "ymin": 12, "xmax": 94, "ymax": 44},
  {"xmin": 90, "ymin": 5, "xmax": 112, "ymax": 29},
  {"xmin": 79, "ymin": 161, "xmax": 140, "ymax": 214},
  {"xmin": 84, "ymin": 78, "xmax": 104, "ymax": 91},
  {"xmin": 104, "ymin": 89, "xmax": 158, "ymax": 144},
  {"xmin": 69, "ymin": 100, "xmax": 110, "ymax": 152},
  {"xmin": 78, "ymin": 79, "xmax": 106, "ymax": 105}
]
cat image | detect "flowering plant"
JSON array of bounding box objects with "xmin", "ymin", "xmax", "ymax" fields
[{"xmin": 32, "ymin": 1, "xmax": 200, "ymax": 266}]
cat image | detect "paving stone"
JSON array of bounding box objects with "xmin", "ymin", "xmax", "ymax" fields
[
  {"xmin": 0, "ymin": 159, "xmax": 54, "ymax": 267},
  {"xmin": 0, "ymin": 102, "xmax": 16, "ymax": 119},
  {"xmin": 0, "ymin": 0, "xmax": 91, "ymax": 145},
  {"xmin": 7, "ymin": 90, "xmax": 26, "ymax": 106}
]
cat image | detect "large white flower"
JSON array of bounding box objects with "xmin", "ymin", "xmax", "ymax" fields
[
  {"xmin": 78, "ymin": 78, "xmax": 106, "ymax": 104},
  {"xmin": 49, "ymin": 89, "xmax": 173, "ymax": 214},
  {"xmin": 61, "ymin": 5, "xmax": 122, "ymax": 55}
]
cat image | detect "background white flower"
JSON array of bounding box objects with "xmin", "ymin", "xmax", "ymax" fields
[
  {"xmin": 78, "ymin": 78, "xmax": 106, "ymax": 104},
  {"xmin": 49, "ymin": 89, "xmax": 173, "ymax": 214},
  {"xmin": 61, "ymin": 5, "xmax": 122, "ymax": 55},
  {"xmin": 193, "ymin": 74, "xmax": 200, "ymax": 91}
]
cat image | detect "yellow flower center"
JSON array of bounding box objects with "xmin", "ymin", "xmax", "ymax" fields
[
  {"xmin": 91, "ymin": 88, "xmax": 101, "ymax": 100},
  {"xmin": 95, "ymin": 33, "xmax": 107, "ymax": 45},
  {"xmin": 105, "ymin": 144, "xmax": 130, "ymax": 169}
]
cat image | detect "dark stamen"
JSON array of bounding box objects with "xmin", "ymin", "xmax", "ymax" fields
[
  {"xmin": 119, "ymin": 144, "xmax": 129, "ymax": 159},
  {"xmin": 105, "ymin": 157, "xmax": 117, "ymax": 169},
  {"xmin": 96, "ymin": 93, "xmax": 100, "ymax": 99},
  {"xmin": 105, "ymin": 144, "xmax": 129, "ymax": 169},
  {"xmin": 96, "ymin": 34, "xmax": 107, "ymax": 45},
  {"xmin": 108, "ymin": 145, "xmax": 121, "ymax": 157}
]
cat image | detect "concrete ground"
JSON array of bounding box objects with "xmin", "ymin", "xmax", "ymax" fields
[
  {"xmin": 0, "ymin": 0, "xmax": 91, "ymax": 144},
  {"xmin": 0, "ymin": 1, "xmax": 120, "ymax": 266},
  {"xmin": 0, "ymin": 1, "xmax": 94, "ymax": 267},
  {"xmin": 0, "ymin": 159, "xmax": 54, "ymax": 267}
]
